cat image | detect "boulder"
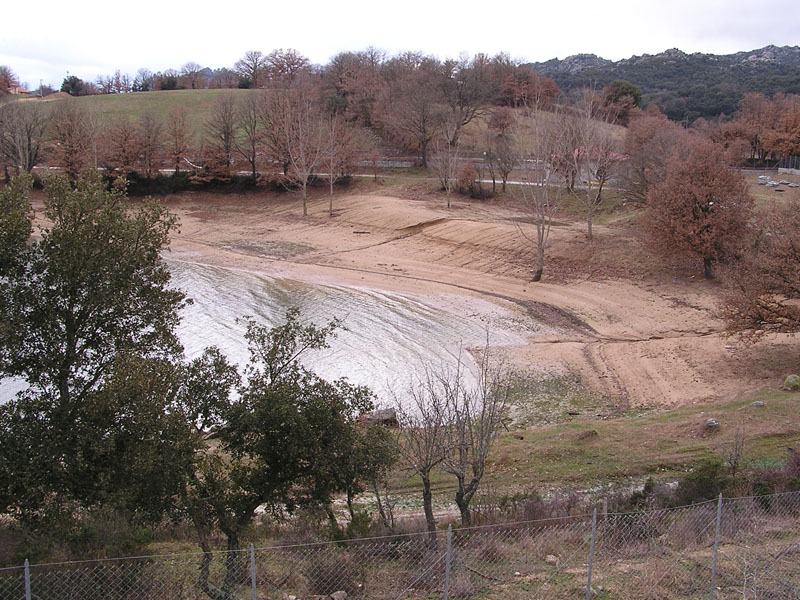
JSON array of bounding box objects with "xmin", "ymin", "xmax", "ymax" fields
[
  {"xmin": 703, "ymin": 418, "xmax": 721, "ymax": 433},
  {"xmin": 784, "ymin": 374, "xmax": 800, "ymax": 391},
  {"xmin": 359, "ymin": 408, "xmax": 399, "ymax": 427},
  {"xmin": 330, "ymin": 592, "xmax": 348, "ymax": 600},
  {"xmin": 545, "ymin": 554, "xmax": 559, "ymax": 565},
  {"xmin": 751, "ymin": 401, "xmax": 766, "ymax": 408}
]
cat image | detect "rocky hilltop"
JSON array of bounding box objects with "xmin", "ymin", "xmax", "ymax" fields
[{"xmin": 528, "ymin": 45, "xmax": 800, "ymax": 122}]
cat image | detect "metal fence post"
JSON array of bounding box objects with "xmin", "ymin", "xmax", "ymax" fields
[
  {"xmin": 586, "ymin": 508, "xmax": 597, "ymax": 600},
  {"xmin": 250, "ymin": 544, "xmax": 257, "ymax": 600},
  {"xmin": 710, "ymin": 493, "xmax": 723, "ymax": 600},
  {"xmin": 24, "ymin": 559, "xmax": 31, "ymax": 600},
  {"xmin": 443, "ymin": 525, "xmax": 453, "ymax": 600}
]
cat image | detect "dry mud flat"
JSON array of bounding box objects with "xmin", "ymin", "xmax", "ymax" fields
[{"xmin": 163, "ymin": 188, "xmax": 797, "ymax": 410}]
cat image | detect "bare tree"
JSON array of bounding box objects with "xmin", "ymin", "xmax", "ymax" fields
[
  {"xmin": 138, "ymin": 112, "xmax": 163, "ymax": 178},
  {"xmin": 516, "ymin": 105, "xmax": 564, "ymax": 281},
  {"xmin": 205, "ymin": 94, "xmax": 237, "ymax": 173},
  {"xmin": 395, "ymin": 372, "xmax": 449, "ymax": 539},
  {"xmin": 265, "ymin": 48, "xmax": 310, "ymax": 86},
  {"xmin": 48, "ymin": 100, "xmax": 93, "ymax": 180},
  {"xmin": 234, "ymin": 92, "xmax": 262, "ymax": 182},
  {"xmin": 165, "ymin": 105, "xmax": 192, "ymax": 174},
  {"xmin": 235, "ymin": 50, "xmax": 268, "ymax": 88},
  {"xmin": 438, "ymin": 54, "xmax": 495, "ymax": 145},
  {"xmin": 180, "ymin": 62, "xmax": 207, "ymax": 90},
  {"xmin": 322, "ymin": 114, "xmax": 365, "ymax": 216},
  {"xmin": 0, "ymin": 101, "xmax": 47, "ymax": 176},
  {"xmin": 284, "ymin": 92, "xmax": 326, "ymax": 216},
  {"xmin": 430, "ymin": 118, "xmax": 461, "ymax": 208},
  {"xmin": 258, "ymin": 90, "xmax": 293, "ymax": 176},
  {"xmin": 562, "ymin": 91, "xmax": 622, "ymax": 240},
  {"xmin": 443, "ymin": 346, "xmax": 511, "ymax": 527},
  {"xmin": 100, "ymin": 117, "xmax": 142, "ymax": 176}
]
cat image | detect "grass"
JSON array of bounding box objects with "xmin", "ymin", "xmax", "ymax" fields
[{"xmin": 39, "ymin": 89, "xmax": 259, "ymax": 138}]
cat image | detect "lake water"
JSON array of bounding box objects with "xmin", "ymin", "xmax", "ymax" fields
[{"xmin": 1, "ymin": 261, "xmax": 535, "ymax": 406}]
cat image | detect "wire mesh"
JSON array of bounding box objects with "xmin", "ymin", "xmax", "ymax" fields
[{"xmin": 1, "ymin": 490, "xmax": 798, "ymax": 600}]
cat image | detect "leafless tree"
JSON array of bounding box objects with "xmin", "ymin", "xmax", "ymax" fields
[
  {"xmin": 395, "ymin": 371, "xmax": 449, "ymax": 539},
  {"xmin": 100, "ymin": 117, "xmax": 142, "ymax": 176},
  {"xmin": 258, "ymin": 90, "xmax": 293, "ymax": 176},
  {"xmin": 516, "ymin": 105, "xmax": 564, "ymax": 281},
  {"xmin": 48, "ymin": 100, "xmax": 94, "ymax": 180},
  {"xmin": 205, "ymin": 94, "xmax": 237, "ymax": 173},
  {"xmin": 322, "ymin": 113, "xmax": 362, "ymax": 216},
  {"xmin": 442, "ymin": 345, "xmax": 511, "ymax": 527},
  {"xmin": 562, "ymin": 91, "xmax": 622, "ymax": 240},
  {"xmin": 265, "ymin": 48, "xmax": 310, "ymax": 86},
  {"xmin": 234, "ymin": 92, "xmax": 262, "ymax": 182},
  {"xmin": 430, "ymin": 118, "xmax": 461, "ymax": 208},
  {"xmin": 165, "ymin": 105, "xmax": 192, "ymax": 174},
  {"xmin": 0, "ymin": 101, "xmax": 47, "ymax": 176},
  {"xmin": 138, "ymin": 111, "xmax": 162, "ymax": 178},
  {"xmin": 235, "ymin": 50, "xmax": 268, "ymax": 88},
  {"xmin": 438, "ymin": 54, "xmax": 495, "ymax": 145},
  {"xmin": 180, "ymin": 62, "xmax": 207, "ymax": 90},
  {"xmin": 284, "ymin": 92, "xmax": 326, "ymax": 216}
]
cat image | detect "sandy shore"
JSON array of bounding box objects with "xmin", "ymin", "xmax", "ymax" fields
[{"xmin": 160, "ymin": 185, "xmax": 796, "ymax": 409}]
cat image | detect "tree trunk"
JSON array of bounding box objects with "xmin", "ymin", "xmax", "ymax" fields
[
  {"xmin": 421, "ymin": 141, "xmax": 428, "ymax": 168},
  {"xmin": 421, "ymin": 474, "xmax": 437, "ymax": 540},
  {"xmin": 586, "ymin": 209, "xmax": 593, "ymax": 240},
  {"xmin": 302, "ymin": 182, "xmax": 308, "ymax": 216},
  {"xmin": 455, "ymin": 489, "xmax": 471, "ymax": 527},
  {"xmin": 704, "ymin": 257, "xmax": 714, "ymax": 280}
]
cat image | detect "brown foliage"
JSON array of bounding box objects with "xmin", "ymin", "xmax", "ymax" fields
[
  {"xmin": 99, "ymin": 118, "xmax": 142, "ymax": 176},
  {"xmin": 644, "ymin": 140, "xmax": 753, "ymax": 279},
  {"xmin": 720, "ymin": 201, "xmax": 800, "ymax": 338},
  {"xmin": 621, "ymin": 107, "xmax": 689, "ymax": 202}
]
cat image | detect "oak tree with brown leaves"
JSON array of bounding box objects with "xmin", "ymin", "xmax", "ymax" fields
[{"xmin": 645, "ymin": 140, "xmax": 753, "ymax": 279}]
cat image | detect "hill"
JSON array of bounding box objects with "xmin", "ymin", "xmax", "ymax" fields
[{"xmin": 529, "ymin": 45, "xmax": 800, "ymax": 122}]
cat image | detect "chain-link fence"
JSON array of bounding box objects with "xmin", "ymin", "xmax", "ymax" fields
[{"xmin": 1, "ymin": 490, "xmax": 798, "ymax": 600}]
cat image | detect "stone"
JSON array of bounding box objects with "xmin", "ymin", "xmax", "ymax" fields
[
  {"xmin": 704, "ymin": 418, "xmax": 721, "ymax": 432},
  {"xmin": 784, "ymin": 374, "xmax": 800, "ymax": 391},
  {"xmin": 545, "ymin": 554, "xmax": 558, "ymax": 565},
  {"xmin": 331, "ymin": 592, "xmax": 348, "ymax": 600},
  {"xmin": 751, "ymin": 401, "xmax": 766, "ymax": 408},
  {"xmin": 358, "ymin": 408, "xmax": 398, "ymax": 427}
]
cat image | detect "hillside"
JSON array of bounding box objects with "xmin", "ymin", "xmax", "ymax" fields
[{"xmin": 529, "ymin": 45, "xmax": 800, "ymax": 122}]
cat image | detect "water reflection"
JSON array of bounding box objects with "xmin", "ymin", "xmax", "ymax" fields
[
  {"xmin": 171, "ymin": 260, "xmax": 531, "ymax": 406},
  {"xmin": 0, "ymin": 261, "xmax": 534, "ymax": 406}
]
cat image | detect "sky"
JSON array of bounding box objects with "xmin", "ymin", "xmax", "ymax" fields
[{"xmin": 2, "ymin": 0, "xmax": 799, "ymax": 89}]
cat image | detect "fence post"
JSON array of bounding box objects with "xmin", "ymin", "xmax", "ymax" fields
[
  {"xmin": 443, "ymin": 525, "xmax": 453, "ymax": 600},
  {"xmin": 710, "ymin": 493, "xmax": 723, "ymax": 600},
  {"xmin": 24, "ymin": 559, "xmax": 31, "ymax": 600},
  {"xmin": 586, "ymin": 508, "xmax": 597, "ymax": 600},
  {"xmin": 250, "ymin": 544, "xmax": 257, "ymax": 600}
]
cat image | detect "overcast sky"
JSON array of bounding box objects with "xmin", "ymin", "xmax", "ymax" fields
[{"xmin": 3, "ymin": 0, "xmax": 799, "ymax": 89}]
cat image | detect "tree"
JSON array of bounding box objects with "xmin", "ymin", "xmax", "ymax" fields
[
  {"xmin": 645, "ymin": 140, "xmax": 753, "ymax": 279},
  {"xmin": 562, "ymin": 91, "xmax": 622, "ymax": 240},
  {"xmin": 234, "ymin": 92, "xmax": 262, "ymax": 182},
  {"xmin": 265, "ymin": 48, "xmax": 310, "ymax": 85},
  {"xmin": 0, "ymin": 66, "xmax": 19, "ymax": 95},
  {"xmin": 165, "ymin": 105, "xmax": 192, "ymax": 174},
  {"xmin": 234, "ymin": 50, "xmax": 268, "ymax": 89},
  {"xmin": 620, "ymin": 107, "xmax": 688, "ymax": 202},
  {"xmin": 284, "ymin": 91, "xmax": 326, "ymax": 216},
  {"xmin": 430, "ymin": 118, "xmax": 461, "ymax": 208},
  {"xmin": 395, "ymin": 371, "xmax": 449, "ymax": 539},
  {"xmin": 437, "ymin": 54, "xmax": 495, "ymax": 145},
  {"xmin": 0, "ymin": 174, "xmax": 33, "ymax": 276},
  {"xmin": 48, "ymin": 100, "xmax": 95, "ymax": 179},
  {"xmin": 0, "ymin": 172, "xmax": 187, "ymax": 522},
  {"xmin": 180, "ymin": 62, "xmax": 207, "ymax": 90},
  {"xmin": 204, "ymin": 94, "xmax": 237, "ymax": 175},
  {"xmin": 720, "ymin": 201, "xmax": 800, "ymax": 338},
  {"xmin": 99, "ymin": 117, "xmax": 142, "ymax": 176},
  {"xmin": 442, "ymin": 347, "xmax": 510, "ymax": 527},
  {"xmin": 322, "ymin": 113, "xmax": 363, "ymax": 216},
  {"xmin": 138, "ymin": 111, "xmax": 163, "ymax": 178},
  {"xmin": 183, "ymin": 309, "xmax": 381, "ymax": 599},
  {"xmin": 0, "ymin": 101, "xmax": 48, "ymax": 177},
  {"xmin": 60, "ymin": 75, "xmax": 91, "ymax": 96},
  {"xmin": 516, "ymin": 105, "xmax": 563, "ymax": 281}
]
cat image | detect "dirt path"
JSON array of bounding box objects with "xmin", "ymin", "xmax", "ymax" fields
[{"xmin": 161, "ymin": 186, "xmax": 796, "ymax": 409}]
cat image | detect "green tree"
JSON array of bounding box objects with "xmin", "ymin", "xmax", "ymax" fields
[
  {"xmin": 183, "ymin": 309, "xmax": 385, "ymax": 600},
  {"xmin": 0, "ymin": 172, "xmax": 189, "ymax": 524},
  {"xmin": 0, "ymin": 174, "xmax": 33, "ymax": 276}
]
